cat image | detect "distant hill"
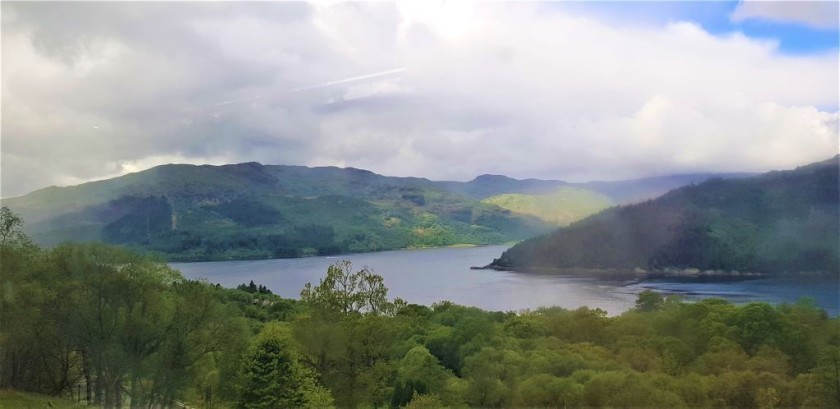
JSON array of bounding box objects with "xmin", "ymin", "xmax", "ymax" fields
[
  {"xmin": 432, "ymin": 172, "xmax": 754, "ymax": 227},
  {"xmin": 2, "ymin": 162, "xmax": 750, "ymax": 261},
  {"xmin": 482, "ymin": 188, "xmax": 613, "ymax": 226},
  {"xmin": 489, "ymin": 156, "xmax": 840, "ymax": 276},
  {"xmin": 574, "ymin": 173, "xmax": 756, "ymax": 204},
  {"xmin": 444, "ymin": 172, "xmax": 753, "ymax": 203},
  {"xmin": 3, "ymin": 163, "xmax": 555, "ymax": 260},
  {"xmin": 440, "ymin": 175, "xmax": 568, "ymax": 199}
]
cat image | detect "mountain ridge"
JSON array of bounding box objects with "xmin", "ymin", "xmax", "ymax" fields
[
  {"xmin": 489, "ymin": 155, "xmax": 840, "ymax": 276},
  {"xmin": 2, "ymin": 162, "xmax": 760, "ymax": 261}
]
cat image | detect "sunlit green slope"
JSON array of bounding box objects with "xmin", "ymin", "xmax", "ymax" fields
[{"xmin": 482, "ymin": 187, "xmax": 614, "ymax": 226}]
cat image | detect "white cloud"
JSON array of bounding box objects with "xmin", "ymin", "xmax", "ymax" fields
[
  {"xmin": 730, "ymin": 0, "xmax": 839, "ymax": 29},
  {"xmin": 1, "ymin": 2, "xmax": 837, "ymax": 198}
]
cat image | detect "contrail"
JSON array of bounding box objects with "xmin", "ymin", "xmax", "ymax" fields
[
  {"xmin": 179, "ymin": 68, "xmax": 407, "ymax": 126},
  {"xmin": 210, "ymin": 95, "xmax": 262, "ymax": 107},
  {"xmin": 290, "ymin": 67, "xmax": 406, "ymax": 92}
]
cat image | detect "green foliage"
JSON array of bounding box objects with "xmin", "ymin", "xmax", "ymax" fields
[
  {"xmin": 100, "ymin": 195, "xmax": 172, "ymax": 244},
  {"xmin": 404, "ymin": 391, "xmax": 447, "ymax": 409},
  {"xmin": 0, "ymin": 206, "xmax": 33, "ymax": 248},
  {"xmin": 240, "ymin": 265, "xmax": 840, "ymax": 409},
  {"xmin": 214, "ymin": 199, "xmax": 284, "ymax": 227},
  {"xmin": 300, "ymin": 260, "xmax": 405, "ymax": 318},
  {"xmin": 2, "ymin": 164, "xmax": 555, "ymax": 261},
  {"xmin": 238, "ymin": 280, "xmax": 273, "ymax": 295},
  {"xmin": 0, "ymin": 210, "xmax": 256, "ymax": 408},
  {"xmin": 2, "ymin": 207, "xmax": 839, "ymax": 409},
  {"xmin": 237, "ymin": 323, "xmax": 332, "ymax": 409},
  {"xmin": 635, "ymin": 289, "xmax": 665, "ymax": 312},
  {"xmin": 392, "ymin": 346, "xmax": 453, "ymax": 406},
  {"xmin": 516, "ymin": 373, "xmax": 584, "ymax": 407}
]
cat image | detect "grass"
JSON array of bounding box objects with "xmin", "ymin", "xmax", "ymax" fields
[{"xmin": 0, "ymin": 390, "xmax": 86, "ymax": 409}]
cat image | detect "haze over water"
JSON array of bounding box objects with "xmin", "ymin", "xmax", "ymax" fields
[{"xmin": 172, "ymin": 245, "xmax": 839, "ymax": 316}]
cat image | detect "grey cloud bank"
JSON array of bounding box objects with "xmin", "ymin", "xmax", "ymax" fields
[{"xmin": 1, "ymin": 2, "xmax": 837, "ymax": 198}]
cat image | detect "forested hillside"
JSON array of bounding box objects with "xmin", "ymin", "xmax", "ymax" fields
[
  {"xmin": 2, "ymin": 163, "xmax": 552, "ymax": 260},
  {"xmin": 1, "ymin": 162, "xmax": 741, "ymax": 261},
  {"xmin": 2, "ymin": 208, "xmax": 838, "ymax": 409},
  {"xmin": 491, "ymin": 156, "xmax": 840, "ymax": 275}
]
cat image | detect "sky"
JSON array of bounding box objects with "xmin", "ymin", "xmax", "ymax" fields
[{"xmin": 1, "ymin": 1, "xmax": 838, "ymax": 198}]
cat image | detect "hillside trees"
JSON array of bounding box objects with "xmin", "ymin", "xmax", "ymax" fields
[
  {"xmin": 237, "ymin": 323, "xmax": 332, "ymax": 409},
  {"xmin": 0, "ymin": 207, "xmax": 249, "ymax": 408},
  {"xmin": 295, "ymin": 261, "xmax": 409, "ymax": 407},
  {"xmin": 2, "ymin": 204, "xmax": 840, "ymax": 408},
  {"xmin": 494, "ymin": 158, "xmax": 840, "ymax": 275},
  {"xmin": 0, "ymin": 206, "xmax": 32, "ymax": 248},
  {"xmin": 300, "ymin": 260, "xmax": 406, "ymax": 317},
  {"xmin": 2, "ymin": 163, "xmax": 559, "ymax": 261},
  {"xmin": 0, "ymin": 207, "xmax": 42, "ymax": 389}
]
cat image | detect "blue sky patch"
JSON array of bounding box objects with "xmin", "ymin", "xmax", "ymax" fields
[{"xmin": 555, "ymin": 1, "xmax": 838, "ymax": 55}]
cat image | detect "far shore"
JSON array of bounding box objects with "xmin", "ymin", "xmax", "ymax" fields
[
  {"xmin": 470, "ymin": 264, "xmax": 835, "ymax": 285},
  {"xmin": 167, "ymin": 242, "xmax": 518, "ymax": 263}
]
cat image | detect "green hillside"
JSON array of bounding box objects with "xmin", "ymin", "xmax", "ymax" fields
[
  {"xmin": 2, "ymin": 162, "xmax": 751, "ymax": 262},
  {"xmin": 490, "ymin": 156, "xmax": 840, "ymax": 276},
  {"xmin": 2, "ymin": 163, "xmax": 552, "ymax": 261},
  {"xmin": 482, "ymin": 188, "xmax": 614, "ymax": 226}
]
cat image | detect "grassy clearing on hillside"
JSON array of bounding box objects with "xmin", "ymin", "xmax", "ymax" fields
[{"xmin": 482, "ymin": 187, "xmax": 613, "ymax": 225}]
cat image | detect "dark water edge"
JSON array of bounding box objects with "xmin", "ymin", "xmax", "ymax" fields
[
  {"xmin": 620, "ymin": 276, "xmax": 840, "ymax": 316},
  {"xmin": 171, "ymin": 245, "xmax": 839, "ymax": 317}
]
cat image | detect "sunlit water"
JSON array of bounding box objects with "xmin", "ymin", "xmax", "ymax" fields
[{"xmin": 171, "ymin": 245, "xmax": 839, "ymax": 316}]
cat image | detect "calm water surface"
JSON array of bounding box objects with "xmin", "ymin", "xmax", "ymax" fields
[{"xmin": 171, "ymin": 245, "xmax": 839, "ymax": 316}]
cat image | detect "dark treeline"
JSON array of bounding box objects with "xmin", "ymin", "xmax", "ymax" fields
[
  {"xmin": 238, "ymin": 280, "xmax": 273, "ymax": 295},
  {"xmin": 115, "ymin": 202, "xmax": 534, "ymax": 261},
  {"xmin": 2, "ymin": 207, "xmax": 839, "ymax": 408},
  {"xmin": 493, "ymin": 156, "xmax": 840, "ymax": 275},
  {"xmin": 112, "ymin": 207, "xmax": 345, "ymax": 260}
]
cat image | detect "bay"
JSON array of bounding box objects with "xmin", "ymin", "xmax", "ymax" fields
[{"xmin": 171, "ymin": 245, "xmax": 839, "ymax": 316}]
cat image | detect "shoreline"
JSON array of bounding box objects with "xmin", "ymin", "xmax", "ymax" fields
[
  {"xmin": 471, "ymin": 264, "xmax": 836, "ymax": 285},
  {"xmin": 167, "ymin": 242, "xmax": 517, "ymax": 263}
]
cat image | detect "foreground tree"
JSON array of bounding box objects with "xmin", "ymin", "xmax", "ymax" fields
[
  {"xmin": 635, "ymin": 289, "xmax": 664, "ymax": 312},
  {"xmin": 0, "ymin": 206, "xmax": 32, "ymax": 248},
  {"xmin": 300, "ymin": 260, "xmax": 405, "ymax": 317},
  {"xmin": 237, "ymin": 323, "xmax": 332, "ymax": 409},
  {"xmin": 0, "ymin": 207, "xmax": 50, "ymax": 392}
]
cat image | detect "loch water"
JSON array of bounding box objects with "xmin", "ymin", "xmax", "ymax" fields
[{"xmin": 172, "ymin": 245, "xmax": 839, "ymax": 316}]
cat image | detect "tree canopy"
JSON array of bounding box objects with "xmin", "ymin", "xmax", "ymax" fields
[{"xmin": 1, "ymin": 206, "xmax": 838, "ymax": 409}]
